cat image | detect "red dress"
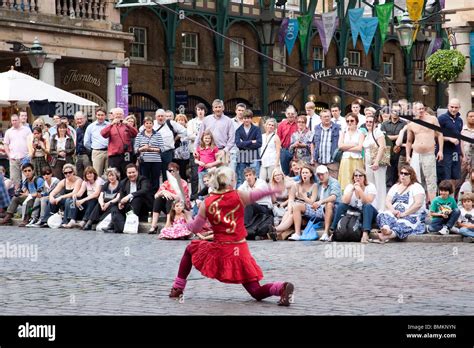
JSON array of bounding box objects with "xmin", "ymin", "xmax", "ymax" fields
[{"xmin": 187, "ymin": 190, "xmax": 264, "ymax": 284}]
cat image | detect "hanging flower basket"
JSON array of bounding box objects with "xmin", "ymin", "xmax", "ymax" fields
[{"xmin": 425, "ymin": 49, "xmax": 466, "ymax": 82}]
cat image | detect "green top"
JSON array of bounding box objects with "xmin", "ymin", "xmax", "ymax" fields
[{"xmin": 430, "ymin": 196, "xmax": 458, "ymax": 220}]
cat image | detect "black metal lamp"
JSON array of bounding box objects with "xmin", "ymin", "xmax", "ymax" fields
[
  {"xmin": 256, "ymin": 0, "xmax": 281, "ymax": 47},
  {"xmin": 6, "ymin": 37, "xmax": 47, "ymax": 69},
  {"xmin": 414, "ymin": 30, "xmax": 432, "ymax": 61},
  {"xmin": 395, "ymin": 12, "xmax": 415, "ymax": 49}
]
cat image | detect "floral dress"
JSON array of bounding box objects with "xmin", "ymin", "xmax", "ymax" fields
[
  {"xmin": 158, "ymin": 216, "xmax": 192, "ymax": 240},
  {"xmin": 290, "ymin": 129, "xmax": 313, "ymax": 163},
  {"xmin": 376, "ymin": 183, "xmax": 427, "ymax": 239}
]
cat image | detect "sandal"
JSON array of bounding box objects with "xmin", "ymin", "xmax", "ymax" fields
[
  {"xmin": 278, "ymin": 282, "xmax": 294, "ymax": 306},
  {"xmin": 148, "ymin": 226, "xmax": 158, "ymax": 234}
]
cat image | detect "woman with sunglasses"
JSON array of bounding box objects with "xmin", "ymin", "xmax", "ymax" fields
[
  {"xmin": 149, "ymin": 162, "xmax": 191, "ymax": 234},
  {"xmin": 375, "ymin": 165, "xmax": 426, "ymax": 242},
  {"xmin": 338, "ymin": 114, "xmax": 365, "ymax": 190},
  {"xmin": 48, "ymin": 164, "xmax": 83, "ymax": 227},
  {"xmin": 269, "ymin": 167, "xmax": 294, "ymax": 226},
  {"xmin": 49, "ymin": 122, "xmax": 75, "ymax": 179},
  {"xmin": 362, "ymin": 114, "xmax": 387, "ymax": 211},
  {"xmin": 329, "ymin": 168, "xmax": 378, "ymax": 243}
]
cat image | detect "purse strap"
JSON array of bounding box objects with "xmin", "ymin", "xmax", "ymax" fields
[
  {"xmin": 371, "ymin": 129, "xmax": 380, "ymax": 148},
  {"xmin": 260, "ymin": 132, "xmax": 275, "ymax": 158}
]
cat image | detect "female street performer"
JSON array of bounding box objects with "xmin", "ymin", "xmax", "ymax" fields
[{"xmin": 169, "ymin": 166, "xmax": 294, "ymax": 306}]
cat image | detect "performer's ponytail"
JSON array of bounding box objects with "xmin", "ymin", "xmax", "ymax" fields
[{"xmin": 208, "ymin": 166, "xmax": 235, "ymax": 191}]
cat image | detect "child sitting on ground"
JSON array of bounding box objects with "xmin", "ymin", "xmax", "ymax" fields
[
  {"xmin": 455, "ymin": 192, "xmax": 474, "ymax": 242},
  {"xmin": 428, "ymin": 180, "xmax": 461, "ymax": 235},
  {"xmin": 158, "ymin": 200, "xmax": 192, "ymax": 240}
]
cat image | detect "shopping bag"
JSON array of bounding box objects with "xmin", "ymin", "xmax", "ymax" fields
[
  {"xmin": 47, "ymin": 213, "xmax": 63, "ymax": 229},
  {"xmin": 300, "ymin": 218, "xmax": 322, "ymax": 241},
  {"xmin": 123, "ymin": 211, "xmax": 139, "ymax": 234},
  {"xmin": 96, "ymin": 213, "xmax": 112, "ymax": 232}
]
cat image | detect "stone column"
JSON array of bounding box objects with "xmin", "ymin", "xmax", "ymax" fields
[
  {"xmin": 39, "ymin": 57, "xmax": 57, "ymax": 86},
  {"xmin": 448, "ymin": 27, "xmax": 472, "ymax": 120},
  {"xmin": 107, "ymin": 64, "xmax": 117, "ymax": 111}
]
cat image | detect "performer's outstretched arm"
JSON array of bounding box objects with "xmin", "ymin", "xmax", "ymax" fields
[
  {"xmin": 187, "ymin": 203, "xmax": 207, "ymax": 233},
  {"xmin": 239, "ymin": 187, "xmax": 281, "ymax": 206}
]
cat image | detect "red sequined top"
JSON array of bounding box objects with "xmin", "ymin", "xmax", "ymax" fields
[{"xmin": 205, "ymin": 189, "xmax": 246, "ymax": 243}]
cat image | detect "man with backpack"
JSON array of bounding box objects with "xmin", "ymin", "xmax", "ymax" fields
[
  {"xmin": 0, "ymin": 163, "xmax": 44, "ymax": 227},
  {"xmin": 238, "ymin": 167, "xmax": 273, "ymax": 240}
]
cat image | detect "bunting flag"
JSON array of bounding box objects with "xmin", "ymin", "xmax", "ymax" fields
[
  {"xmin": 278, "ymin": 17, "xmax": 289, "ymax": 49},
  {"xmin": 359, "ymin": 17, "xmax": 379, "ymax": 54},
  {"xmin": 314, "ymin": 11, "xmax": 338, "ymax": 55},
  {"xmin": 298, "ymin": 15, "xmax": 313, "ymax": 53},
  {"xmin": 285, "ymin": 18, "xmax": 299, "ymax": 55},
  {"xmin": 440, "ymin": 0, "xmax": 445, "ymax": 9},
  {"xmin": 426, "ymin": 37, "xmax": 442, "ymax": 59},
  {"xmin": 406, "ymin": 0, "xmax": 424, "ymax": 21},
  {"xmin": 344, "ymin": 0, "xmax": 349, "ymax": 17},
  {"xmin": 348, "ymin": 8, "xmax": 364, "ymax": 48},
  {"xmin": 375, "ymin": 3, "xmax": 393, "ymax": 43}
]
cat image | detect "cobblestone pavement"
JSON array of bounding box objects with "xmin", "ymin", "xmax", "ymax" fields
[{"xmin": 1, "ymin": 227, "xmax": 473, "ymax": 315}]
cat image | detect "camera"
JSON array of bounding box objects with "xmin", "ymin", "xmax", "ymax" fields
[{"xmin": 14, "ymin": 187, "xmax": 22, "ymax": 197}]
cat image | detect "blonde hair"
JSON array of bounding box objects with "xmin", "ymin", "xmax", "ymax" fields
[
  {"xmin": 105, "ymin": 167, "xmax": 121, "ymax": 180},
  {"xmin": 62, "ymin": 163, "xmax": 76, "ymax": 175},
  {"xmin": 199, "ymin": 130, "xmax": 217, "ymax": 150},
  {"xmin": 208, "ymin": 166, "xmax": 235, "ymax": 191},
  {"xmin": 175, "ymin": 113, "xmax": 188, "ymax": 125}
]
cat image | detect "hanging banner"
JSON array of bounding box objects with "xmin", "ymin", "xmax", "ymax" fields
[
  {"xmin": 298, "ymin": 15, "xmax": 313, "ymax": 53},
  {"xmin": 359, "ymin": 17, "xmax": 379, "ymax": 54},
  {"xmin": 344, "ymin": 0, "xmax": 350, "ymax": 17},
  {"xmin": 348, "ymin": 8, "xmax": 364, "ymax": 48},
  {"xmin": 115, "ymin": 67, "xmax": 128, "ymax": 115},
  {"xmin": 406, "ymin": 0, "xmax": 424, "ymax": 21},
  {"xmin": 375, "ymin": 3, "xmax": 393, "ymax": 43},
  {"xmin": 322, "ymin": 11, "xmax": 338, "ymax": 55},
  {"xmin": 313, "ymin": 17, "xmax": 325, "ymax": 51},
  {"xmin": 471, "ymin": 32, "xmax": 474, "ymax": 70},
  {"xmin": 278, "ymin": 17, "xmax": 289, "ymax": 49},
  {"xmin": 440, "ymin": 0, "xmax": 445, "ymax": 9},
  {"xmin": 285, "ymin": 18, "xmax": 299, "ymax": 56}
]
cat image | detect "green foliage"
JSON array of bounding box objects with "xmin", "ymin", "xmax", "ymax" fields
[{"xmin": 425, "ymin": 49, "xmax": 466, "ymax": 82}]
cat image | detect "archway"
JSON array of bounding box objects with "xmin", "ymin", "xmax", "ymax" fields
[{"xmin": 129, "ymin": 92, "xmax": 162, "ymax": 125}]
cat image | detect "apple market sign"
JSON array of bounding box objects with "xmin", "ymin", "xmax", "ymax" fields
[{"xmin": 308, "ymin": 67, "xmax": 379, "ymax": 82}]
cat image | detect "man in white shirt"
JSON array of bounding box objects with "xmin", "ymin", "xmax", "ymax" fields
[
  {"xmin": 305, "ymin": 101, "xmax": 321, "ymax": 132},
  {"xmin": 351, "ymin": 101, "xmax": 366, "ymax": 128},
  {"xmin": 330, "ymin": 104, "xmax": 347, "ymax": 131},
  {"xmin": 238, "ymin": 167, "xmax": 272, "ymax": 227}
]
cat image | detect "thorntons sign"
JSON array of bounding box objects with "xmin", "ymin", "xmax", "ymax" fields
[
  {"xmin": 63, "ymin": 70, "xmax": 101, "ymax": 87},
  {"xmin": 308, "ymin": 67, "xmax": 379, "ymax": 82}
]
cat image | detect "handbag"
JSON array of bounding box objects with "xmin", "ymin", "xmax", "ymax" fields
[
  {"xmin": 300, "ymin": 218, "xmax": 322, "ymax": 241},
  {"xmin": 331, "ymin": 148, "xmax": 343, "ymax": 163},
  {"xmin": 47, "ymin": 213, "xmax": 63, "ymax": 229},
  {"xmin": 123, "ymin": 211, "xmax": 139, "ymax": 234},
  {"xmin": 370, "ymin": 130, "xmax": 391, "ymax": 166},
  {"xmin": 96, "ymin": 213, "xmax": 112, "ymax": 232}
]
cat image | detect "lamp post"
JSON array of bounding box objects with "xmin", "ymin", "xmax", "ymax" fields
[
  {"xmin": 256, "ymin": 0, "xmax": 281, "ymax": 115},
  {"xmin": 6, "ymin": 37, "xmax": 47, "ymax": 69},
  {"xmin": 395, "ymin": 12, "xmax": 415, "ymax": 51}
]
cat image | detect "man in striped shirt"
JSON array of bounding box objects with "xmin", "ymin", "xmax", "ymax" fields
[{"xmin": 311, "ymin": 109, "xmax": 341, "ymax": 179}]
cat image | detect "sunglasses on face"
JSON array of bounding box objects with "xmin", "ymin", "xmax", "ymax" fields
[
  {"xmin": 43, "ymin": 172, "xmax": 52, "ymax": 175},
  {"xmin": 400, "ymin": 172, "xmax": 410, "ymax": 176},
  {"xmin": 353, "ymin": 174, "xmax": 364, "ymax": 177},
  {"xmin": 63, "ymin": 171, "xmax": 73, "ymax": 175},
  {"xmin": 347, "ymin": 120, "xmax": 355, "ymax": 123}
]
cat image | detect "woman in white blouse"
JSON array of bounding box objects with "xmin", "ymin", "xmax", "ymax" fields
[{"xmin": 259, "ymin": 118, "xmax": 281, "ymax": 183}]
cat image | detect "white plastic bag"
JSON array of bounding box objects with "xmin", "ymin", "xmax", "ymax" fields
[
  {"xmin": 47, "ymin": 213, "xmax": 63, "ymax": 229},
  {"xmin": 123, "ymin": 211, "xmax": 139, "ymax": 234},
  {"xmin": 96, "ymin": 213, "xmax": 112, "ymax": 232}
]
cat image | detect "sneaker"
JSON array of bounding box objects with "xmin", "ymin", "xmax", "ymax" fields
[
  {"xmin": 38, "ymin": 221, "xmax": 49, "ymax": 228},
  {"xmin": 34, "ymin": 219, "xmax": 43, "ymax": 226},
  {"xmin": 26, "ymin": 218, "xmax": 38, "ymax": 227},
  {"xmin": 450, "ymin": 226, "xmax": 459, "ymax": 234},
  {"xmin": 320, "ymin": 233, "xmax": 330, "ymax": 241},
  {"xmin": 278, "ymin": 282, "xmax": 294, "ymax": 306},
  {"xmin": 439, "ymin": 226, "xmax": 449, "ymax": 235},
  {"xmin": 288, "ymin": 233, "xmax": 301, "ymax": 241},
  {"xmin": 77, "ymin": 221, "xmax": 86, "ymax": 229}
]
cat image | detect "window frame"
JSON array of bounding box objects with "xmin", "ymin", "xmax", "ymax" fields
[
  {"xmin": 383, "ymin": 54, "xmax": 394, "ymax": 80},
  {"xmin": 181, "ymin": 32, "xmax": 199, "ymax": 65},
  {"xmin": 129, "ymin": 26, "xmax": 147, "ymax": 60},
  {"xmin": 414, "ymin": 60, "xmax": 425, "ymax": 82},
  {"xmin": 348, "ymin": 50, "xmax": 360, "ymax": 67},
  {"xmin": 230, "ymin": 38, "xmax": 245, "ymax": 69},
  {"xmin": 312, "ymin": 46, "xmax": 325, "ymax": 70}
]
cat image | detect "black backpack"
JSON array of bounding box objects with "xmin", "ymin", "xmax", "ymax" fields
[
  {"xmin": 166, "ymin": 119, "xmax": 181, "ymax": 148},
  {"xmin": 333, "ymin": 209, "xmax": 362, "ymax": 242},
  {"xmin": 245, "ymin": 213, "xmax": 274, "ymax": 240}
]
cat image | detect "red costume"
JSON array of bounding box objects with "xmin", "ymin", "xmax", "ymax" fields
[{"xmin": 187, "ymin": 189, "xmax": 263, "ymax": 283}]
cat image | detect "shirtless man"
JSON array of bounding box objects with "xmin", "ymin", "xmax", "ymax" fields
[{"xmin": 406, "ymin": 102, "xmax": 444, "ymax": 203}]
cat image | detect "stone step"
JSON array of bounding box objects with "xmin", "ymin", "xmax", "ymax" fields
[{"xmin": 7, "ymin": 219, "xmax": 467, "ymax": 242}]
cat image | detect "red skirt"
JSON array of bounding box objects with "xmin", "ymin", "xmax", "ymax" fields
[{"xmin": 188, "ymin": 240, "xmax": 264, "ymax": 284}]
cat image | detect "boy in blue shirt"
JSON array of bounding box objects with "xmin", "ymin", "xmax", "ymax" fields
[{"xmin": 428, "ymin": 180, "xmax": 461, "ymax": 235}]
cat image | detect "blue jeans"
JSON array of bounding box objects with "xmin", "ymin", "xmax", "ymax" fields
[
  {"xmin": 428, "ymin": 209, "xmax": 461, "ymax": 231},
  {"xmin": 458, "ymin": 227, "xmax": 474, "ymax": 237},
  {"xmin": 198, "ymin": 169, "xmax": 208, "ymax": 191},
  {"xmin": 280, "ymin": 148, "xmax": 292, "ymax": 176},
  {"xmin": 236, "ymin": 161, "xmax": 261, "ymax": 187},
  {"xmin": 330, "ymin": 203, "xmax": 378, "ymax": 232},
  {"xmin": 64, "ymin": 197, "xmax": 78, "ymax": 223}
]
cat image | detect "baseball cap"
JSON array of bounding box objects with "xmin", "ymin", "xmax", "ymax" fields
[{"xmin": 315, "ymin": 165, "xmax": 328, "ymax": 174}]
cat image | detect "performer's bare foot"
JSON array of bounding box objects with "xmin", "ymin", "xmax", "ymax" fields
[
  {"xmin": 278, "ymin": 282, "xmax": 294, "ymax": 306},
  {"xmin": 169, "ymin": 287, "xmax": 183, "ymax": 298}
]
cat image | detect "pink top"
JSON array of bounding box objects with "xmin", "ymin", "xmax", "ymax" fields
[
  {"xmin": 197, "ymin": 146, "xmax": 218, "ymax": 172},
  {"xmin": 4, "ymin": 126, "xmax": 32, "ymax": 160}
]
